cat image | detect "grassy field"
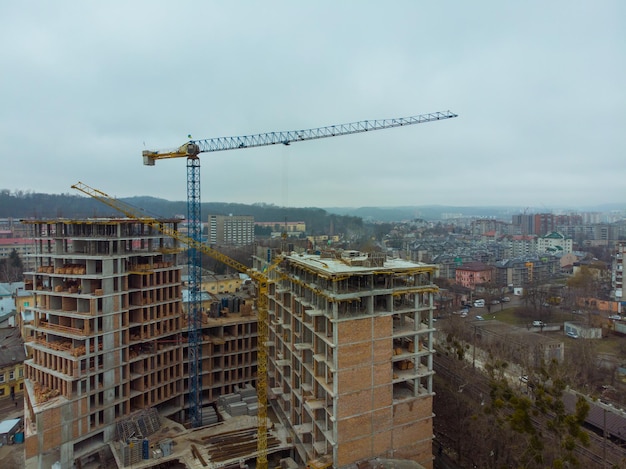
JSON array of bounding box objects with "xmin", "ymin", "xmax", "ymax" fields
[{"xmin": 485, "ymin": 305, "xmax": 625, "ymax": 356}]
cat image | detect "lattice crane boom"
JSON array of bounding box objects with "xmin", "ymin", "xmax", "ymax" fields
[{"xmin": 141, "ymin": 111, "xmax": 458, "ymax": 164}]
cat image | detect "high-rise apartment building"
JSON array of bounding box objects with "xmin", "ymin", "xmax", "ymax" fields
[
  {"xmin": 208, "ymin": 214, "xmax": 254, "ymax": 246},
  {"xmin": 612, "ymin": 242, "xmax": 624, "ymax": 302},
  {"xmin": 22, "ymin": 219, "xmax": 185, "ymax": 467},
  {"xmin": 262, "ymin": 250, "xmax": 437, "ymax": 468},
  {"xmin": 21, "ymin": 217, "xmax": 261, "ymax": 468}
]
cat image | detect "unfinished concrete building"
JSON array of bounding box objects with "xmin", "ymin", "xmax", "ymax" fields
[
  {"xmin": 21, "ymin": 217, "xmax": 264, "ymax": 468},
  {"xmin": 22, "ymin": 218, "xmax": 187, "ymax": 467},
  {"xmin": 262, "ymin": 250, "xmax": 438, "ymax": 469}
]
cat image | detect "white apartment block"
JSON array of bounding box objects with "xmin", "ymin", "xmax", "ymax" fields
[
  {"xmin": 208, "ymin": 214, "xmax": 254, "ymax": 246},
  {"xmin": 537, "ymin": 232, "xmax": 573, "ymax": 254}
]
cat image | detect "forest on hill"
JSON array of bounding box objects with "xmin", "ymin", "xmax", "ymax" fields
[{"xmin": 0, "ymin": 189, "xmax": 364, "ymax": 237}]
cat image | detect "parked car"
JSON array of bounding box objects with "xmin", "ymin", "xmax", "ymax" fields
[
  {"xmin": 567, "ymin": 331, "xmax": 579, "ymax": 339},
  {"xmin": 608, "ymin": 315, "xmax": 622, "ymax": 320},
  {"xmin": 532, "ymin": 320, "xmax": 546, "ymax": 327},
  {"xmin": 473, "ymin": 299, "xmax": 485, "ymax": 308},
  {"xmin": 500, "ymin": 297, "xmax": 511, "ymax": 302},
  {"xmin": 490, "ymin": 299, "xmax": 500, "ymax": 305},
  {"xmin": 475, "ymin": 315, "xmax": 484, "ymax": 321}
]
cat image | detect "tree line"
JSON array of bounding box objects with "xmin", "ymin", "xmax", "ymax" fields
[{"xmin": 0, "ymin": 190, "xmax": 364, "ymax": 237}]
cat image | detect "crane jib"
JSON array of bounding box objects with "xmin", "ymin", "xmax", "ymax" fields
[
  {"xmin": 192, "ymin": 111, "xmax": 457, "ymax": 154},
  {"xmin": 142, "ymin": 111, "xmax": 457, "ymax": 160}
]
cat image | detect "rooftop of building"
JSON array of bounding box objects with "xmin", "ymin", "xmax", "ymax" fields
[
  {"xmin": 0, "ymin": 327, "xmax": 26, "ymax": 367},
  {"xmin": 284, "ymin": 250, "xmax": 435, "ymax": 275},
  {"xmin": 21, "ymin": 217, "xmax": 182, "ymax": 225},
  {"xmin": 0, "ymin": 283, "xmax": 25, "ymax": 297},
  {"xmin": 455, "ymin": 261, "xmax": 492, "ymax": 272}
]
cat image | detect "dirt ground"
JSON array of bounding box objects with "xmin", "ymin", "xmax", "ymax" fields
[
  {"xmin": 0, "ymin": 442, "xmax": 25, "ymax": 468},
  {"xmin": 0, "ymin": 394, "xmax": 25, "ymax": 468}
]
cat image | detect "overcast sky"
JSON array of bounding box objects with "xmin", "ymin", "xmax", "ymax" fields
[{"xmin": 1, "ymin": 1, "xmax": 624, "ymax": 210}]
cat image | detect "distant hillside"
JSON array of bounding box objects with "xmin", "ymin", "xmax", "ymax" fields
[
  {"xmin": 325, "ymin": 203, "xmax": 626, "ymax": 222},
  {"xmin": 324, "ymin": 205, "xmax": 522, "ymax": 222},
  {"xmin": 0, "ymin": 190, "xmax": 362, "ymax": 236},
  {"xmin": 2, "ymin": 190, "xmax": 623, "ymax": 227}
]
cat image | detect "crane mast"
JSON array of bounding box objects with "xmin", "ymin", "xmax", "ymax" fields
[{"xmin": 134, "ymin": 110, "xmax": 457, "ymax": 467}]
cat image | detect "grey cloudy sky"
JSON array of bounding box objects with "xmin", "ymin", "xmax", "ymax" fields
[{"xmin": 1, "ymin": 1, "xmax": 624, "ymax": 210}]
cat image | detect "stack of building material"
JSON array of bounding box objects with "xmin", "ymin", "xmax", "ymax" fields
[
  {"xmin": 116, "ymin": 419, "xmax": 141, "ymax": 442},
  {"xmin": 136, "ymin": 408, "xmax": 162, "ymax": 437},
  {"xmin": 159, "ymin": 438, "xmax": 173, "ymax": 457},
  {"xmin": 116, "ymin": 408, "xmax": 162, "ymax": 442},
  {"xmin": 120, "ymin": 438, "xmax": 143, "ymax": 466},
  {"xmin": 217, "ymin": 393, "xmax": 241, "ymax": 410},
  {"xmin": 230, "ymin": 401, "xmax": 249, "ymax": 416},
  {"xmin": 203, "ymin": 427, "xmax": 283, "ymax": 463},
  {"xmin": 238, "ymin": 384, "xmax": 256, "ymax": 399},
  {"xmin": 217, "ymin": 385, "xmax": 259, "ymax": 417},
  {"xmin": 201, "ymin": 406, "xmax": 219, "ymax": 426}
]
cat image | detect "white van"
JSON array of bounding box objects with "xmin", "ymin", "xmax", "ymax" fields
[{"xmin": 473, "ymin": 299, "xmax": 485, "ymax": 308}]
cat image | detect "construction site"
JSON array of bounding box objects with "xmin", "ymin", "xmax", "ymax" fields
[
  {"xmin": 20, "ymin": 112, "xmax": 454, "ymax": 469},
  {"xmin": 20, "ymin": 217, "xmax": 438, "ymax": 469}
]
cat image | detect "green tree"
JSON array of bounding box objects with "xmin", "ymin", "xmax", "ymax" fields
[{"xmin": 0, "ymin": 249, "xmax": 24, "ymax": 282}]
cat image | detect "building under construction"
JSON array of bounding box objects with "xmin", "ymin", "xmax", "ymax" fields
[
  {"xmin": 262, "ymin": 249, "xmax": 437, "ymax": 469},
  {"xmin": 20, "ymin": 218, "xmax": 259, "ymax": 468},
  {"xmin": 21, "ymin": 218, "xmax": 437, "ymax": 469}
]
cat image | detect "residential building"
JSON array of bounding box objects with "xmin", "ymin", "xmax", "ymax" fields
[
  {"xmin": 512, "ymin": 214, "xmax": 534, "ymax": 235},
  {"xmin": 537, "ymin": 232, "xmax": 573, "ymax": 255},
  {"xmin": 612, "ymin": 242, "xmax": 624, "ymax": 301},
  {"xmin": 0, "ymin": 237, "xmax": 37, "ymax": 271},
  {"xmin": 201, "ymin": 273, "xmax": 246, "ymax": 295},
  {"xmin": 455, "ymin": 262, "xmax": 494, "ymax": 290},
  {"xmin": 208, "ymin": 214, "xmax": 255, "ymax": 246},
  {"xmin": 533, "ymin": 213, "xmax": 556, "ymax": 236},
  {"xmin": 21, "ymin": 217, "xmax": 261, "ymax": 468},
  {"xmin": 255, "ymin": 221, "xmax": 306, "ymax": 236},
  {"xmin": 500, "ymin": 235, "xmax": 537, "ymax": 258},
  {"xmin": 494, "ymin": 259, "xmax": 531, "ymax": 290},
  {"xmin": 0, "ymin": 327, "xmax": 26, "ymax": 400},
  {"xmin": 22, "ymin": 218, "xmax": 185, "ymax": 467},
  {"xmin": 262, "ymin": 249, "xmax": 437, "ymax": 468}
]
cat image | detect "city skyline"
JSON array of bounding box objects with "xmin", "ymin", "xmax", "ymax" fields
[{"xmin": 0, "ymin": 2, "xmax": 624, "ymax": 208}]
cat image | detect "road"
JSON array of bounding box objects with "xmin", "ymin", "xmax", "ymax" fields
[{"xmin": 0, "ymin": 393, "xmax": 24, "ymax": 421}]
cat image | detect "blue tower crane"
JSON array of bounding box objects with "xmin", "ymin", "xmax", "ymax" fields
[{"xmin": 142, "ymin": 110, "xmax": 458, "ymax": 429}]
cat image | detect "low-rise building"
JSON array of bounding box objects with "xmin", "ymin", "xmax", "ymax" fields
[
  {"xmin": 0, "ymin": 327, "xmax": 26, "ymax": 400},
  {"xmin": 455, "ymin": 262, "xmax": 493, "ymax": 290},
  {"xmin": 538, "ymin": 232, "xmax": 573, "ymax": 254}
]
